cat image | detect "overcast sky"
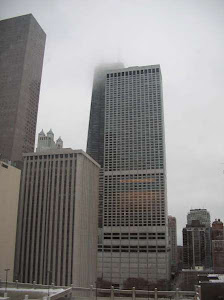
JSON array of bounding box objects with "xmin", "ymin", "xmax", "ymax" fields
[{"xmin": 1, "ymin": 0, "xmax": 224, "ymax": 244}]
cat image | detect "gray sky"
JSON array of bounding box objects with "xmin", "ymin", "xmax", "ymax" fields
[{"xmin": 1, "ymin": 0, "xmax": 224, "ymax": 244}]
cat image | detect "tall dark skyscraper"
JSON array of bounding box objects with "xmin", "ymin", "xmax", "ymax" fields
[
  {"xmin": 0, "ymin": 14, "xmax": 46, "ymax": 165},
  {"xmin": 183, "ymin": 209, "xmax": 212, "ymax": 270},
  {"xmin": 87, "ymin": 64, "xmax": 170, "ymax": 286},
  {"xmin": 87, "ymin": 63, "xmax": 124, "ymax": 228},
  {"xmin": 87, "ymin": 63, "xmax": 124, "ymax": 168}
]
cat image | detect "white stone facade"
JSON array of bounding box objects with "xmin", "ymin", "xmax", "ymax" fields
[
  {"xmin": 36, "ymin": 129, "xmax": 63, "ymax": 152},
  {"xmin": 98, "ymin": 65, "xmax": 170, "ymax": 286},
  {"xmin": 15, "ymin": 149, "xmax": 99, "ymax": 287},
  {"xmin": 0, "ymin": 161, "xmax": 21, "ymax": 281}
]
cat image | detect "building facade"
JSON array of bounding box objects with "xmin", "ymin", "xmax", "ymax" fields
[
  {"xmin": 36, "ymin": 129, "xmax": 63, "ymax": 152},
  {"xmin": 88, "ymin": 64, "xmax": 169, "ymax": 286},
  {"xmin": 187, "ymin": 209, "xmax": 211, "ymax": 228},
  {"xmin": 168, "ymin": 216, "xmax": 177, "ymax": 272},
  {"xmin": 0, "ymin": 14, "xmax": 46, "ymax": 165},
  {"xmin": 14, "ymin": 148, "xmax": 100, "ymax": 287},
  {"xmin": 211, "ymin": 219, "xmax": 224, "ymax": 241},
  {"xmin": 183, "ymin": 220, "xmax": 212, "ymax": 270},
  {"xmin": 0, "ymin": 160, "xmax": 21, "ymax": 281},
  {"xmin": 211, "ymin": 219, "xmax": 224, "ymax": 273}
]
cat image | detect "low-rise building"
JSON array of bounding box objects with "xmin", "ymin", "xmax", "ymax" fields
[{"xmin": 0, "ymin": 160, "xmax": 21, "ymax": 281}]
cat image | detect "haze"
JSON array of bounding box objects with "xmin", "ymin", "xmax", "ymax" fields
[{"xmin": 1, "ymin": 0, "xmax": 224, "ymax": 244}]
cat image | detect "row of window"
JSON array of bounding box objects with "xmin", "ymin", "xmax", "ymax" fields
[
  {"xmin": 26, "ymin": 153, "xmax": 76, "ymax": 160},
  {"xmin": 106, "ymin": 68, "xmax": 160, "ymax": 78}
]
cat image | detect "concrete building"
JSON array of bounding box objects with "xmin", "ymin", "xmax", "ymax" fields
[
  {"xmin": 183, "ymin": 220, "xmax": 212, "ymax": 270},
  {"xmin": 0, "ymin": 14, "xmax": 46, "ymax": 166},
  {"xmin": 211, "ymin": 219, "xmax": 224, "ymax": 273},
  {"xmin": 36, "ymin": 129, "xmax": 63, "ymax": 152},
  {"xmin": 168, "ymin": 216, "xmax": 177, "ymax": 272},
  {"xmin": 87, "ymin": 64, "xmax": 170, "ymax": 286},
  {"xmin": 14, "ymin": 147, "xmax": 100, "ymax": 287},
  {"xmin": 0, "ymin": 160, "xmax": 21, "ymax": 281},
  {"xmin": 187, "ymin": 209, "xmax": 211, "ymax": 228}
]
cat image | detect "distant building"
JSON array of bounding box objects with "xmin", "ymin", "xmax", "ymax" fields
[
  {"xmin": 0, "ymin": 160, "xmax": 21, "ymax": 281},
  {"xmin": 15, "ymin": 148, "xmax": 100, "ymax": 287},
  {"xmin": 211, "ymin": 219, "xmax": 224, "ymax": 273},
  {"xmin": 168, "ymin": 216, "xmax": 177, "ymax": 272},
  {"xmin": 36, "ymin": 129, "xmax": 63, "ymax": 152},
  {"xmin": 177, "ymin": 246, "xmax": 184, "ymax": 271},
  {"xmin": 212, "ymin": 240, "xmax": 224, "ymax": 273},
  {"xmin": 175, "ymin": 269, "xmax": 209, "ymax": 291},
  {"xmin": 187, "ymin": 209, "xmax": 211, "ymax": 228},
  {"xmin": 198, "ymin": 273, "xmax": 224, "ymax": 300},
  {"xmin": 183, "ymin": 218, "xmax": 212, "ymax": 270},
  {"xmin": 212, "ymin": 219, "xmax": 224, "ymax": 240},
  {"xmin": 0, "ymin": 14, "xmax": 46, "ymax": 166}
]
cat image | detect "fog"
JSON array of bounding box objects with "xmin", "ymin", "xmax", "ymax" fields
[{"xmin": 1, "ymin": 0, "xmax": 224, "ymax": 244}]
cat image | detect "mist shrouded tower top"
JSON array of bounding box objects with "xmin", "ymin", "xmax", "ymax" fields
[{"xmin": 86, "ymin": 63, "xmax": 124, "ymax": 167}]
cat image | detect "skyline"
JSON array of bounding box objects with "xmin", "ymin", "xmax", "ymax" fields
[{"xmin": 1, "ymin": 0, "xmax": 224, "ymax": 244}]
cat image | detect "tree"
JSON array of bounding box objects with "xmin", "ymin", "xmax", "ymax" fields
[{"xmin": 123, "ymin": 277, "xmax": 149, "ymax": 290}]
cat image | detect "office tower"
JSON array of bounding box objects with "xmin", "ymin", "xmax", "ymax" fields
[
  {"xmin": 211, "ymin": 219, "xmax": 224, "ymax": 273},
  {"xmin": 87, "ymin": 63, "xmax": 124, "ymax": 229},
  {"xmin": 15, "ymin": 143, "xmax": 100, "ymax": 287},
  {"xmin": 87, "ymin": 63, "xmax": 124, "ymax": 168},
  {"xmin": 168, "ymin": 216, "xmax": 177, "ymax": 272},
  {"xmin": 183, "ymin": 219, "xmax": 212, "ymax": 270},
  {"xmin": 0, "ymin": 14, "xmax": 46, "ymax": 166},
  {"xmin": 0, "ymin": 160, "xmax": 21, "ymax": 281},
  {"xmin": 36, "ymin": 129, "xmax": 63, "ymax": 152},
  {"xmin": 87, "ymin": 64, "xmax": 169, "ymax": 286},
  {"xmin": 187, "ymin": 209, "xmax": 211, "ymax": 228}
]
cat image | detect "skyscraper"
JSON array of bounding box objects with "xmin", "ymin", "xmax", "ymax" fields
[
  {"xmin": 187, "ymin": 209, "xmax": 211, "ymax": 228},
  {"xmin": 87, "ymin": 64, "xmax": 169, "ymax": 286},
  {"xmin": 15, "ymin": 138, "xmax": 100, "ymax": 287},
  {"xmin": 87, "ymin": 63, "xmax": 124, "ymax": 228},
  {"xmin": 0, "ymin": 14, "xmax": 46, "ymax": 166},
  {"xmin": 183, "ymin": 209, "xmax": 212, "ymax": 270}
]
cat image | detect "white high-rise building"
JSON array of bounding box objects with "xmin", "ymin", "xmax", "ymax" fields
[
  {"xmin": 15, "ymin": 148, "xmax": 100, "ymax": 287},
  {"xmin": 88, "ymin": 64, "xmax": 170, "ymax": 286}
]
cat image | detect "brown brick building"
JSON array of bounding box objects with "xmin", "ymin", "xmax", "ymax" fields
[{"xmin": 212, "ymin": 219, "xmax": 224, "ymax": 273}]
